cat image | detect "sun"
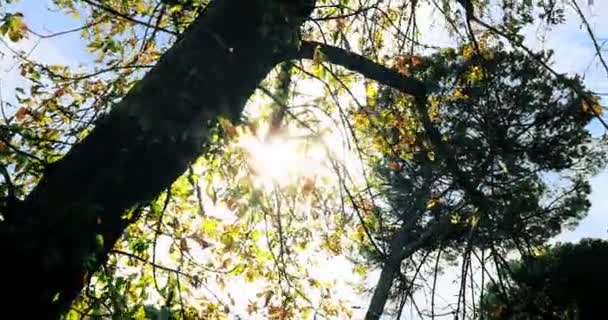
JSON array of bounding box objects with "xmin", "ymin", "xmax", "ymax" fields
[{"xmin": 235, "ymin": 124, "xmax": 330, "ymax": 188}]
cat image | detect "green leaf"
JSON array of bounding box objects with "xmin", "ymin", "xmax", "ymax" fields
[
  {"xmin": 95, "ymin": 234, "xmax": 104, "ymax": 248},
  {"xmin": 1, "ymin": 12, "xmax": 27, "ymax": 42}
]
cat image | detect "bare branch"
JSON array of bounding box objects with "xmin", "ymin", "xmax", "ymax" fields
[{"xmin": 294, "ymin": 41, "xmax": 426, "ymax": 97}]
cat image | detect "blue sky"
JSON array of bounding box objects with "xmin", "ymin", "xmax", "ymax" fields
[{"xmin": 528, "ymin": 2, "xmax": 608, "ymax": 243}]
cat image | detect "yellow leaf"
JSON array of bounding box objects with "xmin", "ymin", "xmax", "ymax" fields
[
  {"xmin": 453, "ymin": 88, "xmax": 469, "ymax": 100},
  {"xmin": 532, "ymin": 246, "xmax": 545, "ymax": 257},
  {"xmin": 582, "ymin": 95, "xmax": 603, "ymax": 115},
  {"xmin": 313, "ymin": 45, "xmax": 326, "ymax": 65},
  {"xmin": 301, "ymin": 177, "xmax": 316, "ymax": 194},
  {"xmin": 462, "ymin": 45, "xmax": 475, "ymax": 59},
  {"xmin": 426, "ymin": 199, "xmax": 437, "ymax": 209},
  {"xmin": 247, "ymin": 302, "xmax": 259, "ymax": 314},
  {"xmin": 450, "ymin": 213, "xmax": 461, "ymax": 224},
  {"xmin": 244, "ymin": 268, "xmax": 258, "ymax": 282},
  {"xmin": 220, "ymin": 259, "xmax": 232, "ymax": 270},
  {"xmin": 427, "ymin": 151, "xmax": 436, "ymax": 161},
  {"xmin": 469, "ymin": 215, "xmax": 480, "ymax": 228},
  {"xmin": 308, "ymin": 278, "xmax": 321, "ymax": 288},
  {"xmin": 2, "ymin": 13, "xmax": 28, "ymax": 42}
]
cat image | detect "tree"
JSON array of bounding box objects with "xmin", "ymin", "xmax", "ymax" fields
[
  {"xmin": 0, "ymin": 0, "xmax": 316, "ymax": 317},
  {"xmin": 0, "ymin": 0, "xmax": 605, "ymax": 319},
  {"xmin": 481, "ymin": 238, "xmax": 608, "ymax": 320},
  {"xmin": 350, "ymin": 45, "xmax": 604, "ymax": 320}
]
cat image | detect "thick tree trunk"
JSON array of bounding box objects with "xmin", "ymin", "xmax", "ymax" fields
[{"xmin": 0, "ymin": 0, "xmax": 313, "ymax": 318}]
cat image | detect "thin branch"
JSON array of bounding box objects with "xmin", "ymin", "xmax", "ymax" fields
[
  {"xmin": 430, "ymin": 245, "xmax": 443, "ymax": 319},
  {"xmin": 570, "ymin": 0, "xmax": 608, "ymax": 78},
  {"xmin": 152, "ymin": 187, "xmax": 172, "ymax": 295},
  {"xmin": 187, "ymin": 166, "xmax": 205, "ymax": 216},
  {"xmin": 472, "ymin": 17, "xmax": 608, "ymax": 130},
  {"xmin": 111, "ymin": 249, "xmax": 192, "ymax": 278},
  {"xmin": 310, "ymin": 4, "xmax": 377, "ymax": 21},
  {"xmin": 27, "ymin": 19, "xmax": 103, "ymax": 39},
  {"xmin": 81, "ymin": 0, "xmax": 177, "ymax": 35}
]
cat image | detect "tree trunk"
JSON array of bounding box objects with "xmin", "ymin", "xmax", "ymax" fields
[
  {"xmin": 366, "ymin": 259, "xmax": 401, "ymax": 320},
  {"xmin": 0, "ymin": 0, "xmax": 313, "ymax": 318},
  {"xmin": 364, "ymin": 217, "xmax": 453, "ymax": 320}
]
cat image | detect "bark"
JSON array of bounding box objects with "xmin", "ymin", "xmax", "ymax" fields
[
  {"xmin": 0, "ymin": 0, "xmax": 313, "ymax": 318},
  {"xmin": 366, "ymin": 259, "xmax": 401, "ymax": 320}
]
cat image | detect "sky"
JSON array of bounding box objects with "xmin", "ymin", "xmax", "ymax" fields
[
  {"xmin": 525, "ymin": 1, "xmax": 608, "ymax": 243},
  {"xmin": 1, "ymin": 0, "xmax": 607, "ymax": 319}
]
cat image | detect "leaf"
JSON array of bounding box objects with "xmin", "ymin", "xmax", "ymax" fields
[
  {"xmin": 95, "ymin": 234, "xmax": 104, "ymax": 248},
  {"xmin": 426, "ymin": 199, "xmax": 437, "ymax": 209},
  {"xmin": 229, "ymin": 263, "xmax": 246, "ymax": 276},
  {"xmin": 52, "ymin": 292, "xmax": 60, "ymax": 303},
  {"xmin": 462, "ymin": 44, "xmax": 475, "ymax": 59},
  {"xmin": 1, "ymin": 12, "xmax": 28, "ymax": 42},
  {"xmin": 532, "ymin": 246, "xmax": 545, "ymax": 257},
  {"xmin": 244, "ymin": 268, "xmax": 258, "ymax": 282},
  {"xmin": 395, "ymin": 56, "xmax": 410, "ymax": 75},
  {"xmin": 221, "ymin": 258, "xmax": 232, "ymax": 269},
  {"xmin": 15, "ymin": 107, "xmax": 28, "ymax": 121},
  {"xmin": 450, "ymin": 213, "xmax": 461, "ymax": 224},
  {"xmin": 453, "ymin": 88, "xmax": 469, "ymax": 100},
  {"xmin": 388, "ymin": 161, "xmax": 400, "ymax": 171},
  {"xmin": 202, "ymin": 218, "xmax": 219, "ymax": 234},
  {"xmin": 54, "ymin": 87, "xmax": 65, "ymax": 97},
  {"xmin": 410, "ymin": 56, "xmax": 423, "ymax": 66},
  {"xmin": 582, "ymin": 95, "xmax": 603, "ymax": 115},
  {"xmin": 312, "ymin": 45, "xmax": 326, "ymax": 65},
  {"xmin": 498, "ymin": 160, "xmax": 509, "ymax": 174},
  {"xmin": 469, "ymin": 215, "xmax": 480, "ymax": 228},
  {"xmin": 301, "ymin": 176, "xmax": 316, "ymax": 194},
  {"xmin": 427, "ymin": 151, "xmax": 436, "ymax": 161},
  {"xmin": 353, "ymin": 264, "xmax": 367, "ymax": 276}
]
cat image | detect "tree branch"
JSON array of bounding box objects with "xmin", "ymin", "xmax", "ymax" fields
[
  {"xmin": 569, "ymin": 0, "xmax": 608, "ymax": 78},
  {"xmin": 81, "ymin": 0, "xmax": 178, "ymax": 35},
  {"xmin": 294, "ymin": 41, "xmax": 427, "ymax": 98}
]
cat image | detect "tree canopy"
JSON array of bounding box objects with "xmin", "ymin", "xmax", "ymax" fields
[
  {"xmin": 0, "ymin": 0, "xmax": 606, "ymax": 319},
  {"xmin": 481, "ymin": 238, "xmax": 608, "ymax": 320}
]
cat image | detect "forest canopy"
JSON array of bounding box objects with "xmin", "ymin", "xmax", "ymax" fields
[{"xmin": 0, "ymin": 0, "xmax": 606, "ymax": 319}]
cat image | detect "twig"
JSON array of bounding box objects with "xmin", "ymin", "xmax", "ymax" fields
[
  {"xmin": 570, "ymin": 0, "xmax": 608, "ymax": 78},
  {"xmin": 152, "ymin": 187, "xmax": 172, "ymax": 295},
  {"xmin": 111, "ymin": 249, "xmax": 192, "ymax": 278},
  {"xmin": 81, "ymin": 0, "xmax": 177, "ymax": 35},
  {"xmin": 27, "ymin": 19, "xmax": 103, "ymax": 39}
]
